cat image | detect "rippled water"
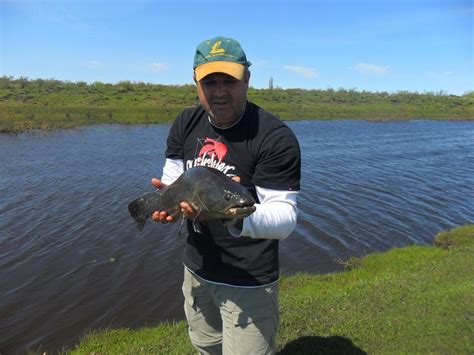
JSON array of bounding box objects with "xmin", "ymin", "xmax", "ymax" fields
[{"xmin": 1, "ymin": 120, "xmax": 473, "ymax": 352}]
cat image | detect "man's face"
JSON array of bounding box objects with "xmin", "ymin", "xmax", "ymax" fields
[{"xmin": 196, "ymin": 72, "xmax": 249, "ymax": 128}]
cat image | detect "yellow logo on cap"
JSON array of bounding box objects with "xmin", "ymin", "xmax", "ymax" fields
[{"xmin": 209, "ymin": 41, "xmax": 225, "ymax": 54}]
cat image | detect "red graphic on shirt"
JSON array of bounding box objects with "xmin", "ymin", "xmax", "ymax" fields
[
  {"xmin": 187, "ymin": 137, "xmax": 235, "ymax": 174},
  {"xmin": 198, "ymin": 138, "xmax": 228, "ymax": 161}
]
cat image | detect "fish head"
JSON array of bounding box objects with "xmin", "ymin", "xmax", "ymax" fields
[
  {"xmin": 219, "ymin": 188, "xmax": 256, "ymax": 218},
  {"xmin": 196, "ymin": 181, "xmax": 256, "ymax": 220}
]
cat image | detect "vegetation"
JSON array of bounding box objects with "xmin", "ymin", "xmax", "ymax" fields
[
  {"xmin": 68, "ymin": 224, "xmax": 474, "ymax": 354},
  {"xmin": 1, "ymin": 76, "xmax": 473, "ymax": 133}
]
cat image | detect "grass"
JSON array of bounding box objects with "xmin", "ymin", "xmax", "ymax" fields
[
  {"xmin": 1, "ymin": 77, "xmax": 473, "ymax": 132},
  {"xmin": 68, "ymin": 224, "xmax": 474, "ymax": 354}
]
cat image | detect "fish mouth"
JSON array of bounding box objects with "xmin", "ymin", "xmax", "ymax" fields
[{"xmin": 225, "ymin": 205, "xmax": 256, "ymax": 218}]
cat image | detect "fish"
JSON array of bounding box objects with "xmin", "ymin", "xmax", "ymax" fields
[{"xmin": 128, "ymin": 166, "xmax": 257, "ymax": 231}]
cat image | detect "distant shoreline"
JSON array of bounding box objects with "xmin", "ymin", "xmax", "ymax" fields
[
  {"xmin": 2, "ymin": 117, "xmax": 474, "ymax": 135},
  {"xmin": 1, "ymin": 77, "xmax": 473, "ymax": 133}
]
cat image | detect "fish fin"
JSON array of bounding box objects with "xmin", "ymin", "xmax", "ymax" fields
[
  {"xmin": 193, "ymin": 221, "xmax": 203, "ymax": 234},
  {"xmin": 191, "ymin": 190, "xmax": 210, "ymax": 213},
  {"xmin": 135, "ymin": 218, "xmax": 147, "ymax": 232},
  {"xmin": 192, "ymin": 211, "xmax": 203, "ymax": 234},
  {"xmin": 222, "ymin": 218, "xmax": 240, "ymax": 226},
  {"xmin": 128, "ymin": 198, "xmax": 149, "ymax": 232},
  {"xmin": 178, "ymin": 215, "xmax": 186, "ymax": 238}
]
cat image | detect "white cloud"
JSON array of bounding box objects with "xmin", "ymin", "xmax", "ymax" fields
[
  {"xmin": 150, "ymin": 63, "xmax": 169, "ymax": 72},
  {"xmin": 284, "ymin": 65, "xmax": 319, "ymax": 79},
  {"xmin": 355, "ymin": 63, "xmax": 390, "ymax": 75},
  {"xmin": 250, "ymin": 59, "xmax": 270, "ymax": 68}
]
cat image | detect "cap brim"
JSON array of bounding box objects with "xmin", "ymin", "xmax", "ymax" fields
[{"xmin": 195, "ymin": 61, "xmax": 245, "ymax": 81}]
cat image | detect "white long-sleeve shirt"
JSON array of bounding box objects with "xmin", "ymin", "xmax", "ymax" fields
[{"xmin": 161, "ymin": 158, "xmax": 298, "ymax": 240}]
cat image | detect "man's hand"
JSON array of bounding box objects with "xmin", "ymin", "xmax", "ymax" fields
[{"xmin": 150, "ymin": 178, "xmax": 196, "ymax": 223}]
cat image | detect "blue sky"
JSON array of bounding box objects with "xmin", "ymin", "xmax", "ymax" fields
[{"xmin": 1, "ymin": 0, "xmax": 472, "ymax": 95}]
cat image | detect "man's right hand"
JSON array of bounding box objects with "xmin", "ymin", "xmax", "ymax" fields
[{"xmin": 150, "ymin": 178, "xmax": 196, "ymax": 223}]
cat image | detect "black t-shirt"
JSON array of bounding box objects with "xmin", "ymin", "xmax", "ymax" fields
[{"xmin": 166, "ymin": 101, "xmax": 301, "ymax": 286}]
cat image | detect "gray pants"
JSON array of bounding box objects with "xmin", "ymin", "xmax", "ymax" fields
[{"xmin": 182, "ymin": 267, "xmax": 279, "ymax": 355}]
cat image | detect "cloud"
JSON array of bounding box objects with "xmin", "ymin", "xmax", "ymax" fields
[
  {"xmin": 250, "ymin": 59, "xmax": 270, "ymax": 68},
  {"xmin": 23, "ymin": 2, "xmax": 97, "ymax": 33},
  {"xmin": 284, "ymin": 65, "xmax": 319, "ymax": 79},
  {"xmin": 355, "ymin": 63, "xmax": 390, "ymax": 75},
  {"xmin": 150, "ymin": 62, "xmax": 169, "ymax": 72}
]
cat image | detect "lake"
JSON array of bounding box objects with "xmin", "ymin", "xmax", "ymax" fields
[{"xmin": 0, "ymin": 120, "xmax": 473, "ymax": 352}]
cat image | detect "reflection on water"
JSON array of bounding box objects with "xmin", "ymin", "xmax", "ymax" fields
[{"xmin": 0, "ymin": 120, "xmax": 473, "ymax": 352}]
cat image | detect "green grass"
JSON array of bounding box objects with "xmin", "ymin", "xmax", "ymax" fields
[
  {"xmin": 69, "ymin": 224, "xmax": 474, "ymax": 354},
  {"xmin": 1, "ymin": 77, "xmax": 473, "ymax": 132},
  {"xmin": 69, "ymin": 322, "xmax": 193, "ymax": 354}
]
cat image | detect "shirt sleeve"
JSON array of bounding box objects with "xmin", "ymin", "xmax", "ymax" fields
[
  {"xmin": 227, "ymin": 186, "xmax": 299, "ymax": 240},
  {"xmin": 252, "ymin": 125, "xmax": 301, "ymax": 191},
  {"xmin": 161, "ymin": 158, "xmax": 184, "ymax": 185},
  {"xmin": 165, "ymin": 111, "xmax": 185, "ymax": 160}
]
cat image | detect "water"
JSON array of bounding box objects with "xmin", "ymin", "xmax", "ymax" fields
[{"xmin": 1, "ymin": 120, "xmax": 473, "ymax": 352}]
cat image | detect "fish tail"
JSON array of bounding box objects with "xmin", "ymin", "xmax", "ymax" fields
[{"xmin": 128, "ymin": 198, "xmax": 149, "ymax": 232}]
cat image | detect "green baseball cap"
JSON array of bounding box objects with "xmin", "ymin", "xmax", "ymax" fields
[{"xmin": 193, "ymin": 36, "xmax": 251, "ymax": 81}]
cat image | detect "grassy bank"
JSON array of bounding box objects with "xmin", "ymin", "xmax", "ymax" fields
[
  {"xmin": 69, "ymin": 224, "xmax": 474, "ymax": 354},
  {"xmin": 1, "ymin": 77, "xmax": 473, "ymax": 132}
]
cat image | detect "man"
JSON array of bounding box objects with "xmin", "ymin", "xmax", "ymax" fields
[{"xmin": 151, "ymin": 36, "xmax": 301, "ymax": 354}]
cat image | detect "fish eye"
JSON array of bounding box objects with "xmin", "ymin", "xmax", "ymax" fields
[{"xmin": 224, "ymin": 192, "xmax": 232, "ymax": 201}]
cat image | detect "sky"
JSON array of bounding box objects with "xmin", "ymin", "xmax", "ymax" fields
[{"xmin": 1, "ymin": 0, "xmax": 473, "ymax": 95}]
